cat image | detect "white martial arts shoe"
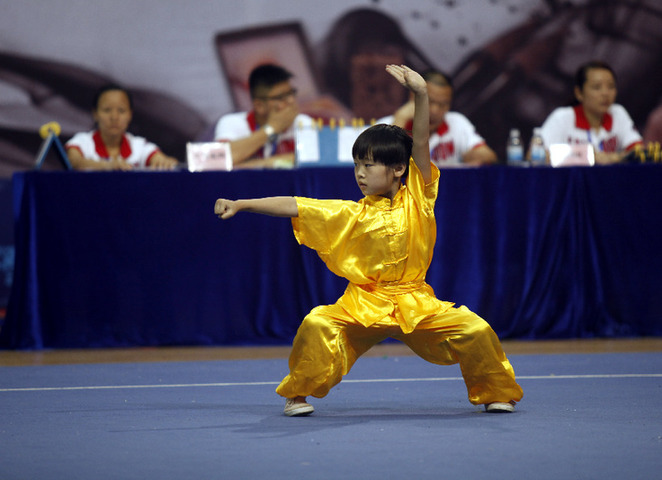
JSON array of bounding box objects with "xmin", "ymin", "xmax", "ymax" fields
[
  {"xmin": 284, "ymin": 397, "xmax": 314, "ymax": 417},
  {"xmin": 485, "ymin": 401, "xmax": 516, "ymax": 413}
]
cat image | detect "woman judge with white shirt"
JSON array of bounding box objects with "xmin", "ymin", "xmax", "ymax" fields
[
  {"xmin": 539, "ymin": 60, "xmax": 642, "ymax": 165},
  {"xmin": 66, "ymin": 84, "xmax": 178, "ymax": 171}
]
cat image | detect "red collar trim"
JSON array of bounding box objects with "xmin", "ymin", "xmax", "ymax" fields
[
  {"xmin": 247, "ymin": 111, "xmax": 258, "ymax": 132},
  {"xmin": 435, "ymin": 121, "xmax": 450, "ymax": 136},
  {"xmin": 405, "ymin": 120, "xmax": 449, "ymax": 136},
  {"xmin": 92, "ymin": 130, "xmax": 132, "ymax": 158},
  {"xmin": 573, "ymin": 105, "xmax": 613, "ymax": 132}
]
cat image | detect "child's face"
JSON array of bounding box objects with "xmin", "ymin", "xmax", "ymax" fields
[{"xmin": 354, "ymin": 157, "xmax": 405, "ymax": 200}]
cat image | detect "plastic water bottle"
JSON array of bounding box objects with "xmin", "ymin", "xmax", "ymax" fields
[
  {"xmin": 528, "ymin": 127, "xmax": 546, "ymax": 166},
  {"xmin": 506, "ymin": 128, "xmax": 524, "ymax": 166}
]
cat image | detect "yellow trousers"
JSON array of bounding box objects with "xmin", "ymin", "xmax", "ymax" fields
[{"xmin": 276, "ymin": 303, "xmax": 523, "ymax": 405}]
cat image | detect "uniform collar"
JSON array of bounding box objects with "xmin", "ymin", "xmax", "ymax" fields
[
  {"xmin": 405, "ymin": 119, "xmax": 449, "ymax": 136},
  {"xmin": 361, "ymin": 185, "xmax": 406, "ymax": 209},
  {"xmin": 93, "ymin": 130, "xmax": 131, "ymax": 158},
  {"xmin": 573, "ymin": 104, "xmax": 613, "ymax": 132},
  {"xmin": 247, "ymin": 111, "xmax": 258, "ymax": 132}
]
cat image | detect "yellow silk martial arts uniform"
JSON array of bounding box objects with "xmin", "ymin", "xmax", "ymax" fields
[{"xmin": 276, "ymin": 159, "xmax": 523, "ymax": 405}]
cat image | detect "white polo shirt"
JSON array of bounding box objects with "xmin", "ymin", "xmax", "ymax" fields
[
  {"xmin": 540, "ymin": 104, "xmax": 642, "ymax": 152},
  {"xmin": 378, "ymin": 111, "xmax": 487, "ymax": 167},
  {"xmin": 65, "ymin": 130, "xmax": 160, "ymax": 168},
  {"xmin": 214, "ymin": 110, "xmax": 313, "ymax": 159}
]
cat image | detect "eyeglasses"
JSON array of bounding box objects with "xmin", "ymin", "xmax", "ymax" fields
[{"xmin": 258, "ymin": 88, "xmax": 298, "ymax": 102}]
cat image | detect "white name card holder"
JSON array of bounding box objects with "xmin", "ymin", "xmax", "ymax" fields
[
  {"xmin": 549, "ymin": 144, "xmax": 595, "ymax": 167},
  {"xmin": 186, "ymin": 142, "xmax": 233, "ymax": 172},
  {"xmin": 295, "ymin": 124, "xmax": 369, "ymax": 167},
  {"xmin": 295, "ymin": 125, "xmax": 321, "ymax": 166},
  {"xmin": 337, "ymin": 125, "xmax": 367, "ymax": 164}
]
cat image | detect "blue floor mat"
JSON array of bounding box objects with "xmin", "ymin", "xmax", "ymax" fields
[{"xmin": 2, "ymin": 352, "xmax": 661, "ymax": 480}]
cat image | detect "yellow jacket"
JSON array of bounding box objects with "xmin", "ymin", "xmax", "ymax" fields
[{"xmin": 292, "ymin": 159, "xmax": 454, "ymax": 334}]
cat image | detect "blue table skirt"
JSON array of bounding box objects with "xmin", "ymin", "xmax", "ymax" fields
[{"xmin": 2, "ymin": 164, "xmax": 661, "ymax": 349}]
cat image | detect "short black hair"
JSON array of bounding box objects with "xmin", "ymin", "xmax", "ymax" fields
[
  {"xmin": 93, "ymin": 84, "xmax": 133, "ymax": 110},
  {"xmin": 352, "ymin": 124, "xmax": 412, "ymax": 177},
  {"xmin": 574, "ymin": 60, "xmax": 616, "ymax": 91},
  {"xmin": 249, "ymin": 64, "xmax": 293, "ymax": 99}
]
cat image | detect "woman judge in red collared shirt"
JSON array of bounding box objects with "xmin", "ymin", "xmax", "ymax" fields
[
  {"xmin": 65, "ymin": 84, "xmax": 178, "ymax": 171},
  {"xmin": 539, "ymin": 60, "xmax": 642, "ymax": 165}
]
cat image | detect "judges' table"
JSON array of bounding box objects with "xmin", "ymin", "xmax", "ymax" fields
[{"xmin": 2, "ymin": 165, "xmax": 662, "ymax": 349}]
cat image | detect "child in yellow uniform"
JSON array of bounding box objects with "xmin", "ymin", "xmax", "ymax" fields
[{"xmin": 214, "ymin": 65, "xmax": 523, "ymax": 416}]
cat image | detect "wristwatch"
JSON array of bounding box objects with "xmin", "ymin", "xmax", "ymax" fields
[{"xmin": 263, "ymin": 124, "xmax": 278, "ymax": 143}]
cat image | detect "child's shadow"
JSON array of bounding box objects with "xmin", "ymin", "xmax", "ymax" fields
[{"xmin": 229, "ymin": 405, "xmax": 480, "ymax": 438}]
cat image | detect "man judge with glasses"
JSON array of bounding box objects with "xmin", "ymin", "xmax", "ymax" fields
[{"xmin": 214, "ymin": 63, "xmax": 314, "ymax": 169}]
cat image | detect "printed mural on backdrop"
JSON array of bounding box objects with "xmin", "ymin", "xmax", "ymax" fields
[
  {"xmin": 0, "ymin": 0, "xmax": 660, "ymax": 312},
  {"xmin": 450, "ymin": 0, "xmax": 662, "ymax": 157},
  {"xmin": 1, "ymin": 0, "xmax": 660, "ymax": 177}
]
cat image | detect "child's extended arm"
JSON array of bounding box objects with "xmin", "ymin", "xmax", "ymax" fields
[
  {"xmin": 385, "ymin": 65, "xmax": 431, "ymax": 183},
  {"xmin": 214, "ymin": 196, "xmax": 298, "ymax": 220}
]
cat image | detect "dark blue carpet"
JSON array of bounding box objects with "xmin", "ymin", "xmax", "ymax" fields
[{"xmin": 1, "ymin": 352, "xmax": 661, "ymax": 479}]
